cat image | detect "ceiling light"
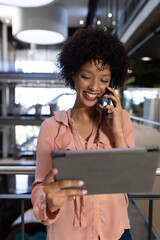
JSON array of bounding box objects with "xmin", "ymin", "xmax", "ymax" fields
[
  {"xmin": 108, "ymin": 13, "xmax": 112, "ymax": 18},
  {"xmin": 141, "ymin": 57, "xmax": 152, "ymax": 61},
  {"xmin": 0, "ymin": 0, "xmax": 56, "ymax": 7},
  {"xmin": 112, "ymin": 20, "xmax": 116, "ymax": 26},
  {"xmin": 5, "ymin": 18, "xmax": 10, "ymax": 24},
  {"xmin": 79, "ymin": 20, "xmax": 84, "ymax": 25},
  {"xmin": 16, "ymin": 30, "xmax": 65, "ymax": 45},
  {"xmin": 97, "ymin": 20, "xmax": 101, "ymax": 25},
  {"xmin": 12, "ymin": 5, "xmax": 68, "ymax": 45},
  {"xmin": 128, "ymin": 69, "xmax": 133, "ymax": 74}
]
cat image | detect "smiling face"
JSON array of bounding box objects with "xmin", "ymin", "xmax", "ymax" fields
[{"xmin": 72, "ymin": 61, "xmax": 111, "ymax": 108}]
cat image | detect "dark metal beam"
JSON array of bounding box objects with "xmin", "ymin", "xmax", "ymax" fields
[{"xmin": 85, "ymin": 0, "xmax": 99, "ymax": 27}]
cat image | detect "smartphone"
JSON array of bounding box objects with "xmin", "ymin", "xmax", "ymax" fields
[{"xmin": 98, "ymin": 78, "xmax": 115, "ymax": 117}]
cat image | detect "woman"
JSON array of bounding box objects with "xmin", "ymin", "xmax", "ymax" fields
[{"xmin": 31, "ymin": 27, "xmax": 134, "ymax": 240}]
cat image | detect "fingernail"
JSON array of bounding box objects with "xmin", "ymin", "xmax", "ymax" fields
[
  {"xmin": 82, "ymin": 190, "xmax": 88, "ymax": 195},
  {"xmin": 52, "ymin": 168, "xmax": 57, "ymax": 174},
  {"xmin": 78, "ymin": 180, "xmax": 84, "ymax": 186}
]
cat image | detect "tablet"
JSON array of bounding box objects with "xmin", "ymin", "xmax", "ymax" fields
[{"xmin": 51, "ymin": 146, "xmax": 159, "ymax": 195}]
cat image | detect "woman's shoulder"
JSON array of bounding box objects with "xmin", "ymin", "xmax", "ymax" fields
[{"xmin": 42, "ymin": 109, "xmax": 70, "ymax": 128}]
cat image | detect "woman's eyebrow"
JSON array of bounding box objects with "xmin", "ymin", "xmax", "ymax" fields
[
  {"xmin": 101, "ymin": 74, "xmax": 111, "ymax": 76},
  {"xmin": 80, "ymin": 69, "xmax": 92, "ymax": 73}
]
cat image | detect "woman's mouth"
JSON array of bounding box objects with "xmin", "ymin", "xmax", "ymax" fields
[{"xmin": 83, "ymin": 91, "xmax": 98, "ymax": 101}]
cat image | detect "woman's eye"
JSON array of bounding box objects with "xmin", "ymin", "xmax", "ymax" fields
[
  {"xmin": 81, "ymin": 75, "xmax": 90, "ymax": 79},
  {"xmin": 101, "ymin": 79, "xmax": 109, "ymax": 83}
]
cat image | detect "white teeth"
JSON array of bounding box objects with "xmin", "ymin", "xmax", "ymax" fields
[{"xmin": 85, "ymin": 92, "xmax": 97, "ymax": 98}]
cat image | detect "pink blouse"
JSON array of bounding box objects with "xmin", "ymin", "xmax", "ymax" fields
[{"xmin": 31, "ymin": 108, "xmax": 135, "ymax": 240}]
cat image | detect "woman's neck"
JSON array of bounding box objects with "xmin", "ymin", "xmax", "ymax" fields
[{"xmin": 71, "ymin": 105, "xmax": 98, "ymax": 122}]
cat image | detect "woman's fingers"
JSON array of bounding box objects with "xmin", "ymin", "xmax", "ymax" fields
[
  {"xmin": 44, "ymin": 180, "xmax": 87, "ymax": 212},
  {"xmin": 106, "ymin": 86, "xmax": 118, "ymax": 96},
  {"xmin": 45, "ymin": 179, "xmax": 84, "ymax": 192},
  {"xmin": 105, "ymin": 94, "xmax": 120, "ymax": 107},
  {"xmin": 43, "ymin": 169, "xmax": 87, "ymax": 212},
  {"xmin": 56, "ymin": 179, "xmax": 84, "ymax": 189},
  {"xmin": 47, "ymin": 187, "xmax": 88, "ymax": 211},
  {"xmin": 103, "ymin": 104, "xmax": 114, "ymax": 112},
  {"xmin": 43, "ymin": 168, "xmax": 58, "ymax": 185},
  {"xmin": 62, "ymin": 188, "xmax": 88, "ymax": 197},
  {"xmin": 104, "ymin": 87, "xmax": 120, "ymax": 107},
  {"xmin": 43, "ymin": 174, "xmax": 86, "ymax": 199},
  {"xmin": 43, "ymin": 169, "xmax": 84, "ymax": 189}
]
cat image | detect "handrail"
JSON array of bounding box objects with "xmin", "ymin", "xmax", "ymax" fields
[
  {"xmin": 0, "ymin": 166, "xmax": 36, "ymax": 174},
  {"xmin": 130, "ymin": 115, "xmax": 160, "ymax": 127},
  {"xmin": 0, "ymin": 194, "xmax": 158, "ymax": 240},
  {"xmin": 0, "ymin": 166, "xmax": 160, "ymax": 176},
  {"xmin": 156, "ymin": 168, "xmax": 160, "ymax": 176}
]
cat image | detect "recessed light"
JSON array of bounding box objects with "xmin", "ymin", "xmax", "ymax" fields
[
  {"xmin": 79, "ymin": 20, "xmax": 84, "ymax": 25},
  {"xmin": 128, "ymin": 69, "xmax": 133, "ymax": 74},
  {"xmin": 97, "ymin": 20, "xmax": 101, "ymax": 25},
  {"xmin": 112, "ymin": 20, "xmax": 116, "ymax": 26},
  {"xmin": 5, "ymin": 19, "xmax": 10, "ymax": 24},
  {"xmin": 141, "ymin": 57, "xmax": 152, "ymax": 61},
  {"xmin": 108, "ymin": 13, "xmax": 112, "ymax": 18}
]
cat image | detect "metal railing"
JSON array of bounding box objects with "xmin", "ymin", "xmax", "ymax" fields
[
  {"xmin": 1, "ymin": 194, "xmax": 159, "ymax": 240},
  {"xmin": 130, "ymin": 114, "xmax": 160, "ymax": 239},
  {"xmin": 130, "ymin": 115, "xmax": 160, "ymax": 128},
  {"xmin": 0, "ymin": 194, "xmax": 31, "ymax": 240},
  {"xmin": 0, "ymin": 165, "xmax": 159, "ymax": 176},
  {"xmin": 0, "ymin": 167, "xmax": 34, "ymax": 240},
  {"xmin": 0, "ymin": 167, "xmax": 160, "ymax": 240},
  {"xmin": 0, "ymin": 166, "xmax": 36, "ymax": 174}
]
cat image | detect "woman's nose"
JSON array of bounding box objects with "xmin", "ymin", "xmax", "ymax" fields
[{"xmin": 89, "ymin": 78, "xmax": 100, "ymax": 92}]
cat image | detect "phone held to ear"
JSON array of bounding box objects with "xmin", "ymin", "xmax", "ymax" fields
[{"xmin": 98, "ymin": 79, "xmax": 115, "ymax": 117}]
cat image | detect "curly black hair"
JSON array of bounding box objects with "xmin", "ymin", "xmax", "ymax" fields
[{"xmin": 58, "ymin": 27, "xmax": 130, "ymax": 89}]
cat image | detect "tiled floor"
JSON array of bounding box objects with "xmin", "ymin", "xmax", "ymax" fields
[{"xmin": 128, "ymin": 200, "xmax": 156, "ymax": 240}]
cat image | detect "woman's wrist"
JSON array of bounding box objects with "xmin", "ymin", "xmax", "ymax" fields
[
  {"xmin": 113, "ymin": 131, "xmax": 128, "ymax": 148},
  {"xmin": 46, "ymin": 206, "xmax": 60, "ymax": 219}
]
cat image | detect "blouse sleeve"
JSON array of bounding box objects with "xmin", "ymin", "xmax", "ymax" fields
[
  {"xmin": 31, "ymin": 118, "xmax": 60, "ymax": 226},
  {"xmin": 122, "ymin": 109, "xmax": 135, "ymax": 148}
]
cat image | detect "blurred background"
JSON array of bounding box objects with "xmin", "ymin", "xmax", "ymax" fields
[{"xmin": 0, "ymin": 0, "xmax": 159, "ymax": 239}]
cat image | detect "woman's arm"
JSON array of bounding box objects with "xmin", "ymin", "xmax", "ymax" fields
[
  {"xmin": 31, "ymin": 118, "xmax": 87, "ymax": 226},
  {"xmin": 103, "ymin": 87, "xmax": 134, "ymax": 148},
  {"xmin": 31, "ymin": 119, "xmax": 59, "ymax": 225}
]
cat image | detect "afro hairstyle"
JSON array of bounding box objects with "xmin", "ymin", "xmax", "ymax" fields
[{"xmin": 58, "ymin": 27, "xmax": 130, "ymax": 89}]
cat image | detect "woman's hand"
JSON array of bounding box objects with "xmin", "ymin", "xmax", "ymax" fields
[
  {"xmin": 43, "ymin": 168, "xmax": 87, "ymax": 213},
  {"xmin": 103, "ymin": 87, "xmax": 123, "ymax": 133},
  {"xmin": 103, "ymin": 87, "xmax": 128, "ymax": 148}
]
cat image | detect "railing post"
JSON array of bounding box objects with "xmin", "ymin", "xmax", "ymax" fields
[
  {"xmin": 148, "ymin": 200, "xmax": 153, "ymax": 240},
  {"xmin": 21, "ymin": 199, "xmax": 25, "ymax": 240}
]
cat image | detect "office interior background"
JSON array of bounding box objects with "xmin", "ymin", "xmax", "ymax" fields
[{"xmin": 0, "ymin": 0, "xmax": 160, "ymax": 239}]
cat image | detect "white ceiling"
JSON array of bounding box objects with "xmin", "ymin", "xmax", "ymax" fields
[
  {"xmin": 0, "ymin": 0, "xmax": 89, "ymax": 28},
  {"xmin": 0, "ymin": 0, "xmax": 160, "ymax": 62}
]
